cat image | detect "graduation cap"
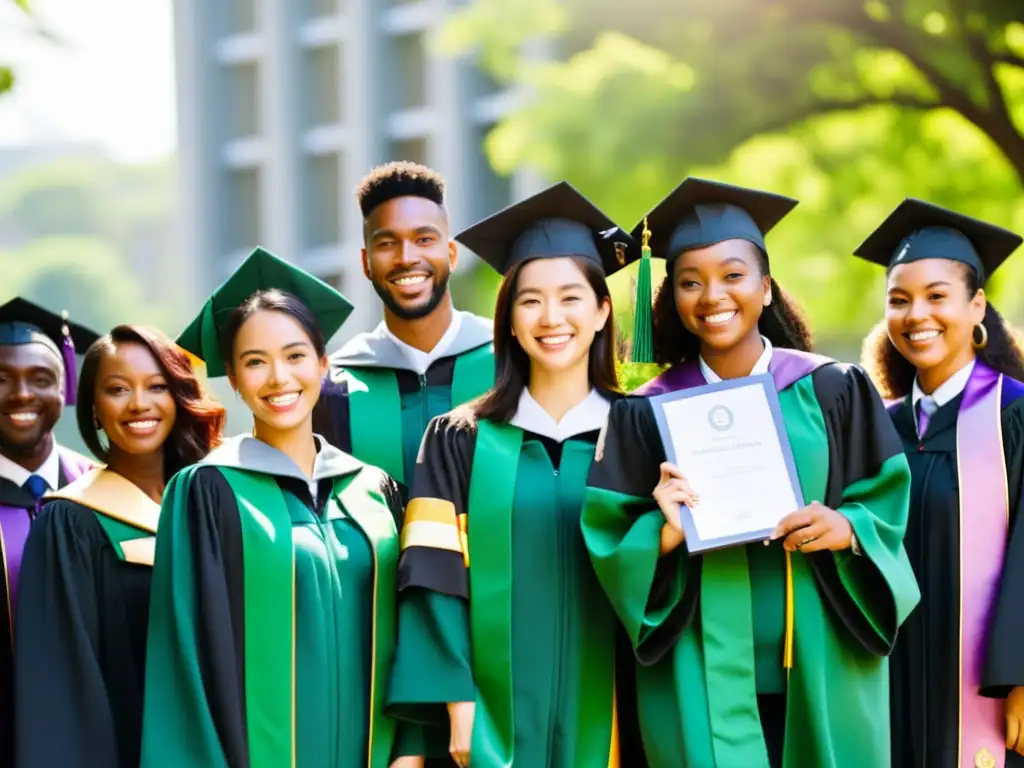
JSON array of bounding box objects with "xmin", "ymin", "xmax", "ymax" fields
[
  {"xmin": 0, "ymin": 297, "xmax": 101, "ymax": 406},
  {"xmin": 625, "ymin": 177, "xmax": 799, "ymax": 363},
  {"xmin": 455, "ymin": 180, "xmax": 647, "ymax": 358},
  {"xmin": 853, "ymin": 198, "xmax": 1022, "ymax": 283},
  {"xmin": 454, "ymin": 181, "xmax": 634, "ymax": 277},
  {"xmin": 176, "ymin": 247, "xmax": 354, "ymax": 378},
  {"xmin": 632, "ymin": 177, "xmax": 799, "ymax": 264}
]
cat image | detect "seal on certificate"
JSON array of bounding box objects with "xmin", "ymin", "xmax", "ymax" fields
[{"xmin": 707, "ymin": 404, "xmax": 734, "ymax": 431}]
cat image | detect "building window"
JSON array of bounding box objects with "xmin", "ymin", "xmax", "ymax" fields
[
  {"xmin": 466, "ymin": 124, "xmax": 511, "ymax": 222},
  {"xmin": 223, "ymin": 0, "xmax": 257, "ymax": 35},
  {"xmin": 389, "ymin": 33, "xmax": 426, "ymax": 111},
  {"xmin": 305, "ymin": 0, "xmax": 340, "ymax": 19},
  {"xmin": 226, "ymin": 62, "xmax": 260, "ymax": 139},
  {"xmin": 303, "ymin": 45, "xmax": 342, "ymax": 128},
  {"xmin": 304, "ymin": 153, "xmax": 341, "ymax": 250},
  {"xmin": 386, "ymin": 138, "xmax": 428, "ymax": 165},
  {"xmin": 225, "ymin": 167, "xmax": 262, "ymax": 253}
]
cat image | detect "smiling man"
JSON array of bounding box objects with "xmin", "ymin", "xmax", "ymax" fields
[
  {"xmin": 314, "ymin": 162, "xmax": 494, "ymax": 497},
  {"xmin": 0, "ymin": 296, "xmax": 97, "ymax": 764}
]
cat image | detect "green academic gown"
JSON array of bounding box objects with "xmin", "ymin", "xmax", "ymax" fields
[
  {"xmin": 387, "ymin": 390, "xmax": 638, "ymax": 767},
  {"xmin": 314, "ymin": 311, "xmax": 494, "ymax": 494},
  {"xmin": 583, "ymin": 350, "xmax": 920, "ymax": 768},
  {"xmin": 15, "ymin": 468, "xmax": 159, "ymax": 768},
  {"xmin": 139, "ymin": 434, "xmax": 416, "ymax": 768}
]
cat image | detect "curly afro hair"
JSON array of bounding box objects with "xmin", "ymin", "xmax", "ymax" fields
[{"xmin": 355, "ymin": 161, "xmax": 446, "ymax": 219}]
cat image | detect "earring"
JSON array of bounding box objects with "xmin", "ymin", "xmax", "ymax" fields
[
  {"xmin": 973, "ymin": 322, "xmax": 989, "ymax": 350},
  {"xmin": 763, "ymin": 294, "xmax": 772, "ymax": 307}
]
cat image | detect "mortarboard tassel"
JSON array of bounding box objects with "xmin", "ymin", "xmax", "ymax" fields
[
  {"xmin": 631, "ymin": 217, "xmax": 654, "ymax": 363},
  {"xmin": 784, "ymin": 550, "xmax": 794, "ymax": 673},
  {"xmin": 61, "ymin": 310, "xmax": 78, "ymax": 406}
]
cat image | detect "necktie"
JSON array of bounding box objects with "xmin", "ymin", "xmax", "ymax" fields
[
  {"xmin": 917, "ymin": 396, "xmax": 937, "ymax": 438},
  {"xmin": 22, "ymin": 475, "xmax": 48, "ymax": 501}
]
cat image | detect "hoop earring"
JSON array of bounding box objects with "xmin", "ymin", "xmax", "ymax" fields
[{"xmin": 973, "ymin": 322, "xmax": 988, "ymax": 350}]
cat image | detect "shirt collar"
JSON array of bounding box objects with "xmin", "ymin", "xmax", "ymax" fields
[
  {"xmin": 509, "ymin": 387, "xmax": 611, "ymax": 442},
  {"xmin": 912, "ymin": 359, "xmax": 975, "ymax": 410},
  {"xmin": 381, "ymin": 310, "xmax": 465, "ymax": 375},
  {"xmin": 699, "ymin": 336, "xmax": 773, "ymax": 384},
  {"xmin": 0, "ymin": 443, "xmax": 62, "ymax": 491}
]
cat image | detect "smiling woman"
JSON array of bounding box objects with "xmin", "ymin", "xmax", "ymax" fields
[
  {"xmin": 386, "ymin": 182, "xmax": 648, "ymax": 768},
  {"xmin": 139, "ymin": 247, "xmax": 424, "ymax": 768},
  {"xmin": 856, "ymin": 199, "xmax": 1024, "ymax": 768},
  {"xmin": 13, "ymin": 323, "xmax": 224, "ymax": 768}
]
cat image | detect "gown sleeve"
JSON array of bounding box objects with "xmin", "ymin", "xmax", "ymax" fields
[
  {"xmin": 139, "ymin": 467, "xmax": 249, "ymax": 768},
  {"xmin": 580, "ymin": 396, "xmax": 701, "ymax": 666},
  {"xmin": 980, "ymin": 394, "xmax": 1024, "ymax": 698},
  {"xmin": 387, "ymin": 411, "xmax": 476, "ymax": 728},
  {"xmin": 811, "ymin": 363, "xmax": 920, "ymax": 656},
  {"xmin": 14, "ymin": 501, "xmax": 120, "ymax": 768}
]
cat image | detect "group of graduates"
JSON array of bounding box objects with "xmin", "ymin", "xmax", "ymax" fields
[{"xmin": 1, "ymin": 159, "xmax": 1023, "ymax": 768}]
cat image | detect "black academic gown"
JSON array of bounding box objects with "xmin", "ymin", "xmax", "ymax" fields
[
  {"xmin": 0, "ymin": 447, "xmax": 92, "ymax": 766},
  {"xmin": 889, "ymin": 379, "xmax": 1024, "ymax": 767},
  {"xmin": 14, "ymin": 468, "xmax": 158, "ymax": 768}
]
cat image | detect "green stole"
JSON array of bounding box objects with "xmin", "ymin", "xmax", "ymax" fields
[
  {"xmin": 154, "ymin": 465, "xmax": 399, "ymax": 768},
  {"xmin": 465, "ymin": 419, "xmax": 616, "ymax": 766},
  {"xmin": 346, "ymin": 344, "xmax": 494, "ymax": 484}
]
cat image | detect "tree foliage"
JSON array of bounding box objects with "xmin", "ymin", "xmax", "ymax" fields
[{"xmin": 442, "ymin": 0, "xmax": 1024, "ymax": 359}]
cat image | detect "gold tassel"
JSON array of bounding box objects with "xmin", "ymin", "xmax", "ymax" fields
[{"xmin": 784, "ymin": 550, "xmax": 794, "ymax": 672}]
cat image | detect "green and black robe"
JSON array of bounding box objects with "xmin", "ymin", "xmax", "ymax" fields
[
  {"xmin": 139, "ymin": 434, "xmax": 418, "ymax": 767},
  {"xmin": 583, "ymin": 349, "xmax": 920, "ymax": 768},
  {"xmin": 314, "ymin": 311, "xmax": 494, "ymax": 495},
  {"xmin": 15, "ymin": 468, "xmax": 158, "ymax": 768},
  {"xmin": 388, "ymin": 389, "xmax": 640, "ymax": 767}
]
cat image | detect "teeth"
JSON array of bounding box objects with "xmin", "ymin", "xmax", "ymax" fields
[
  {"xmin": 703, "ymin": 311, "xmax": 737, "ymax": 325},
  {"xmin": 538, "ymin": 334, "xmax": 572, "ymax": 346},
  {"xmin": 394, "ymin": 275, "xmax": 428, "ymax": 286},
  {"xmin": 126, "ymin": 420, "xmax": 158, "ymax": 430},
  {"xmin": 909, "ymin": 330, "xmax": 941, "ymax": 341},
  {"xmin": 9, "ymin": 413, "xmax": 39, "ymax": 424},
  {"xmin": 268, "ymin": 393, "xmax": 300, "ymax": 406}
]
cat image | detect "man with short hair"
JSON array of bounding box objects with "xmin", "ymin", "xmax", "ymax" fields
[
  {"xmin": 0, "ymin": 297, "xmax": 96, "ymax": 764},
  {"xmin": 314, "ymin": 162, "xmax": 494, "ymax": 497}
]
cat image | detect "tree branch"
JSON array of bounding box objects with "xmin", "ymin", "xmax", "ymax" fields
[
  {"xmin": 994, "ymin": 53, "xmax": 1024, "ymax": 70},
  {"xmin": 750, "ymin": 93, "xmax": 937, "ymax": 138}
]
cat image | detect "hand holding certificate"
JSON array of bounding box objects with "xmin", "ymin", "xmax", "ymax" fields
[{"xmin": 649, "ymin": 373, "xmax": 805, "ymax": 554}]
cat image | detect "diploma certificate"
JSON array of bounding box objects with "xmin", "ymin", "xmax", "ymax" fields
[{"xmin": 649, "ymin": 373, "xmax": 805, "ymax": 553}]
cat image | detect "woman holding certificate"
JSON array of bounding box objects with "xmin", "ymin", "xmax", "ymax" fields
[
  {"xmin": 582, "ymin": 177, "xmax": 919, "ymax": 768},
  {"xmin": 856, "ymin": 200, "xmax": 1024, "ymax": 768},
  {"xmin": 387, "ymin": 182, "xmax": 642, "ymax": 767}
]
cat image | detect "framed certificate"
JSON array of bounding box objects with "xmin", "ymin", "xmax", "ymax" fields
[{"xmin": 648, "ymin": 373, "xmax": 805, "ymax": 554}]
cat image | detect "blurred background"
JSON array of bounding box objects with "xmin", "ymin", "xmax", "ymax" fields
[{"xmin": 1, "ymin": 0, "xmax": 1022, "ymax": 441}]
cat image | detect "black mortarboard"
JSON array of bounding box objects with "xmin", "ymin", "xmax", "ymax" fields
[
  {"xmin": 633, "ymin": 177, "xmax": 799, "ymax": 263},
  {"xmin": 454, "ymin": 181, "xmax": 634, "ymax": 276},
  {"xmin": 853, "ymin": 198, "xmax": 1021, "ymax": 283},
  {"xmin": 0, "ymin": 297, "xmax": 101, "ymax": 405},
  {"xmin": 176, "ymin": 247, "xmax": 354, "ymax": 378}
]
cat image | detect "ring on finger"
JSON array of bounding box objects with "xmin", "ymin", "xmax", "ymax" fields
[{"xmin": 799, "ymin": 536, "xmax": 817, "ymax": 548}]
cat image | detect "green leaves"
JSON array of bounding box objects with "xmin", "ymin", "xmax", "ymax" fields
[{"xmin": 0, "ymin": 67, "xmax": 13, "ymax": 95}]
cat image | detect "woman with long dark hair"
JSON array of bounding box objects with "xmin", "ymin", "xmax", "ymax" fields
[
  {"xmin": 14, "ymin": 324, "xmax": 225, "ymax": 767},
  {"xmin": 582, "ymin": 177, "xmax": 919, "ymax": 768},
  {"xmin": 387, "ymin": 182, "xmax": 639, "ymax": 767},
  {"xmin": 857, "ymin": 199, "xmax": 1024, "ymax": 767},
  {"xmin": 138, "ymin": 248, "xmax": 423, "ymax": 768}
]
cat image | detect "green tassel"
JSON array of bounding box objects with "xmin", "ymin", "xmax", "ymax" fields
[{"xmin": 631, "ymin": 242, "xmax": 654, "ymax": 363}]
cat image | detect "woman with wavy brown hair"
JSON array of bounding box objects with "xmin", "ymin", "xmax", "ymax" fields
[
  {"xmin": 857, "ymin": 199, "xmax": 1024, "ymax": 768},
  {"xmin": 12, "ymin": 324, "xmax": 224, "ymax": 768}
]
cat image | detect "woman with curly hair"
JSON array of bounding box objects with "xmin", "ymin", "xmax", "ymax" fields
[
  {"xmin": 13, "ymin": 323, "xmax": 225, "ymax": 768},
  {"xmin": 856, "ymin": 199, "xmax": 1024, "ymax": 768},
  {"xmin": 582, "ymin": 177, "xmax": 918, "ymax": 768}
]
